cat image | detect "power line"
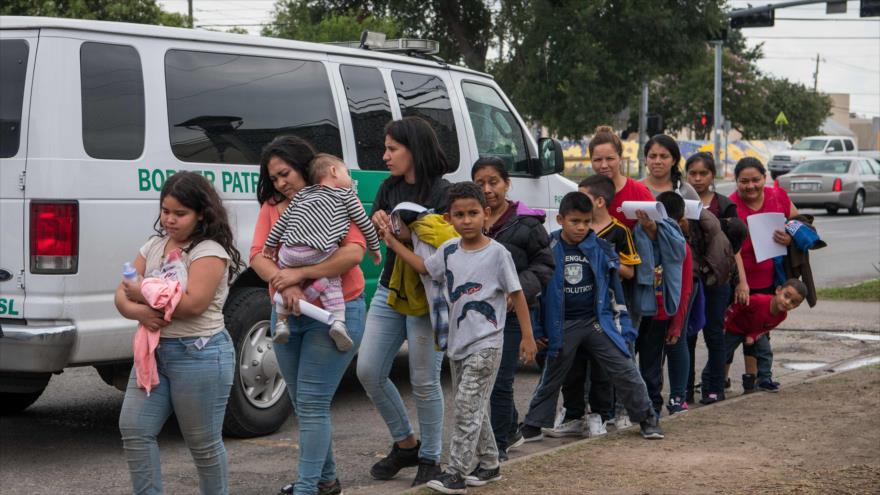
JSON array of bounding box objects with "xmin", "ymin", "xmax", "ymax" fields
[
  {"xmin": 749, "ymin": 36, "xmax": 880, "ymax": 40},
  {"xmin": 775, "ymin": 17, "xmax": 880, "ymax": 21}
]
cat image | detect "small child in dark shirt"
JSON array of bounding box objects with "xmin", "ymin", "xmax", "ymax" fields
[{"xmin": 724, "ymin": 278, "xmax": 807, "ymax": 393}]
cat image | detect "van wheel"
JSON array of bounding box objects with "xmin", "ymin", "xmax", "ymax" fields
[
  {"xmin": 223, "ymin": 287, "xmax": 291, "ymax": 438},
  {"xmin": 0, "ymin": 389, "xmax": 46, "ymax": 415}
]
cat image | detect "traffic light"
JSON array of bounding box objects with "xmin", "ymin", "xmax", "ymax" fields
[
  {"xmin": 646, "ymin": 114, "xmax": 664, "ymax": 136},
  {"xmin": 729, "ymin": 8, "xmax": 775, "ymax": 28},
  {"xmin": 696, "ymin": 112, "xmax": 713, "ymax": 131},
  {"xmin": 862, "ymin": 0, "xmax": 880, "ymax": 17}
]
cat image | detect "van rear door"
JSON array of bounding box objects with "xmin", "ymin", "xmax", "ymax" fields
[{"xmin": 0, "ymin": 31, "xmax": 36, "ymax": 320}]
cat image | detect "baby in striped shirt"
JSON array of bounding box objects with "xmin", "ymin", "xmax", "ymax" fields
[{"xmin": 263, "ymin": 154, "xmax": 381, "ymax": 350}]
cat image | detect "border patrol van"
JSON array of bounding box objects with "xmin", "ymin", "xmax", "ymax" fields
[{"xmin": 0, "ymin": 17, "xmax": 574, "ymax": 436}]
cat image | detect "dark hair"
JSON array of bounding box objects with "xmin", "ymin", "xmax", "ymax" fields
[
  {"xmin": 588, "ymin": 125, "xmax": 623, "ymax": 156},
  {"xmin": 559, "ymin": 191, "xmax": 593, "ymax": 217},
  {"xmin": 578, "ymin": 175, "xmax": 615, "ymax": 205},
  {"xmin": 446, "ymin": 181, "xmax": 487, "ymax": 211},
  {"xmin": 384, "ymin": 117, "xmax": 450, "ymax": 204},
  {"xmin": 155, "ymin": 171, "xmax": 242, "ymax": 282},
  {"xmin": 685, "ymin": 152, "xmax": 716, "ymax": 176},
  {"xmin": 734, "ymin": 157, "xmax": 766, "ymax": 179},
  {"xmin": 645, "ymin": 134, "xmax": 683, "ymax": 189},
  {"xmin": 257, "ymin": 135, "xmax": 317, "ymax": 205},
  {"xmin": 657, "ymin": 191, "xmax": 685, "ymax": 221},
  {"xmin": 471, "ymin": 156, "xmax": 510, "ymax": 183},
  {"xmin": 780, "ymin": 278, "xmax": 808, "ymax": 300}
]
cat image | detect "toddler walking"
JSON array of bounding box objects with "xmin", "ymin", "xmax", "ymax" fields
[{"xmin": 263, "ymin": 154, "xmax": 381, "ymax": 350}]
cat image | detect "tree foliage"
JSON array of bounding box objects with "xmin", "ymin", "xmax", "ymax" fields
[
  {"xmin": 1, "ymin": 0, "xmax": 188, "ymax": 27},
  {"xmin": 262, "ymin": 2, "xmax": 400, "ymax": 42}
]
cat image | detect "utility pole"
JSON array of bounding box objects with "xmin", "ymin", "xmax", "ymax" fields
[
  {"xmin": 188, "ymin": 0, "xmax": 194, "ymax": 28},
  {"xmin": 638, "ymin": 81, "xmax": 648, "ymax": 179},
  {"xmin": 713, "ymin": 41, "xmax": 723, "ymax": 170},
  {"xmin": 813, "ymin": 53, "xmax": 820, "ymax": 92}
]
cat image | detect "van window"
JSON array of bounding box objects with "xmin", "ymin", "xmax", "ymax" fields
[
  {"xmin": 844, "ymin": 139, "xmax": 855, "ymax": 151},
  {"xmin": 461, "ymin": 81, "xmax": 529, "ymax": 174},
  {"xmin": 391, "ymin": 71, "xmax": 460, "ymax": 172},
  {"xmin": 827, "ymin": 140, "xmax": 844, "ymax": 152},
  {"xmin": 81, "ymin": 43, "xmax": 145, "ymax": 160},
  {"xmin": 340, "ymin": 65, "xmax": 392, "ymax": 171},
  {"xmin": 166, "ymin": 51, "xmax": 342, "ymax": 164},
  {"xmin": 0, "ymin": 40, "xmax": 29, "ymax": 159}
]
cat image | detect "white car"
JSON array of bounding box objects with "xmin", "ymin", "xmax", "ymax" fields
[{"xmin": 768, "ymin": 135, "xmax": 858, "ymax": 179}]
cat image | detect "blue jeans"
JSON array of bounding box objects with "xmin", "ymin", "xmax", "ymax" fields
[
  {"xmin": 700, "ymin": 283, "xmax": 731, "ymax": 396},
  {"xmin": 119, "ymin": 330, "xmax": 235, "ymax": 495},
  {"xmin": 356, "ymin": 285, "xmax": 444, "ymax": 462},
  {"xmin": 750, "ymin": 286, "xmax": 776, "ymax": 382},
  {"xmin": 489, "ymin": 317, "xmax": 522, "ymax": 451},
  {"xmin": 273, "ymin": 296, "xmax": 366, "ymax": 495}
]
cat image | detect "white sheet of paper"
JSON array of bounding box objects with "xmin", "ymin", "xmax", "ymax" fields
[
  {"xmin": 620, "ymin": 201, "xmax": 668, "ymax": 221},
  {"xmin": 391, "ymin": 202, "xmax": 427, "ymax": 214},
  {"xmin": 299, "ymin": 300, "xmax": 335, "ymax": 325},
  {"xmin": 747, "ymin": 212, "xmax": 787, "ymax": 263},
  {"xmin": 684, "ymin": 200, "xmax": 702, "ymax": 220}
]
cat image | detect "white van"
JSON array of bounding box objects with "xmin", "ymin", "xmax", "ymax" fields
[{"xmin": 0, "ymin": 17, "xmax": 575, "ymax": 436}]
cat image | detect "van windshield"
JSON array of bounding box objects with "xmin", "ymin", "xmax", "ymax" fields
[{"xmin": 792, "ymin": 139, "xmax": 827, "ymax": 151}]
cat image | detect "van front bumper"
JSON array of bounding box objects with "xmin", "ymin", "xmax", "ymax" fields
[{"xmin": 0, "ymin": 321, "xmax": 76, "ymax": 372}]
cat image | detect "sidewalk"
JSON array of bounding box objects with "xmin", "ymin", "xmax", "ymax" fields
[{"xmin": 410, "ymin": 364, "xmax": 880, "ymax": 495}]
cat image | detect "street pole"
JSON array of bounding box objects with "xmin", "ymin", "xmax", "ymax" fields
[
  {"xmin": 188, "ymin": 0, "xmax": 194, "ymax": 28},
  {"xmin": 638, "ymin": 81, "xmax": 648, "ymax": 179},
  {"xmin": 713, "ymin": 41, "xmax": 722, "ymax": 171},
  {"xmin": 813, "ymin": 53, "xmax": 820, "ymax": 92}
]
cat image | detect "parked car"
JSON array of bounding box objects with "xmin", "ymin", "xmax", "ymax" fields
[
  {"xmin": 776, "ymin": 157, "xmax": 880, "ymax": 215},
  {"xmin": 0, "ymin": 17, "xmax": 573, "ymax": 435},
  {"xmin": 768, "ymin": 135, "xmax": 858, "ymax": 179}
]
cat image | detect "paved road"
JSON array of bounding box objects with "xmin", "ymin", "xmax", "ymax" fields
[{"xmin": 2, "ymin": 183, "xmax": 877, "ymax": 495}]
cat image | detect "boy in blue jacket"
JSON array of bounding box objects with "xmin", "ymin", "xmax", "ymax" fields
[{"xmin": 518, "ymin": 192, "xmax": 664, "ymax": 441}]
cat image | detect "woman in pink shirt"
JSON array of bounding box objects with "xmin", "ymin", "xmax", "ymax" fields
[
  {"xmin": 250, "ymin": 136, "xmax": 367, "ymax": 495},
  {"xmin": 729, "ymin": 157, "xmax": 797, "ymax": 393}
]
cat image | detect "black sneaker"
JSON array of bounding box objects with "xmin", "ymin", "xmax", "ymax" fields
[
  {"xmin": 639, "ymin": 414, "xmax": 664, "ymax": 440},
  {"xmin": 518, "ymin": 424, "xmax": 543, "ymax": 443},
  {"xmin": 318, "ymin": 479, "xmax": 343, "ymax": 495},
  {"xmin": 742, "ymin": 373, "xmax": 757, "ymax": 394},
  {"xmin": 279, "ymin": 478, "xmax": 343, "ymax": 495},
  {"xmin": 426, "ymin": 472, "xmax": 467, "ymax": 494},
  {"xmin": 465, "ymin": 465, "xmax": 501, "ymax": 486},
  {"xmin": 506, "ymin": 429, "xmax": 525, "ymax": 451},
  {"xmin": 412, "ymin": 458, "xmax": 442, "ymax": 486},
  {"xmin": 758, "ymin": 380, "xmax": 780, "ymax": 393},
  {"xmin": 370, "ymin": 441, "xmax": 420, "ymax": 480}
]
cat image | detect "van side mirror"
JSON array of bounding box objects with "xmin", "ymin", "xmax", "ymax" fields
[{"xmin": 529, "ymin": 137, "xmax": 564, "ymax": 176}]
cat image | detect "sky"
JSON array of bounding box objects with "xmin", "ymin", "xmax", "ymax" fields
[{"xmin": 159, "ymin": 0, "xmax": 880, "ymax": 118}]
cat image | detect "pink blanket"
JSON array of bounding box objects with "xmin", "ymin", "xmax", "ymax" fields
[{"xmin": 133, "ymin": 278, "xmax": 183, "ymax": 395}]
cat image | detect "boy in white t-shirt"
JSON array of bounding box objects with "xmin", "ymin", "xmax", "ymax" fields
[{"xmin": 382, "ymin": 182, "xmax": 537, "ymax": 494}]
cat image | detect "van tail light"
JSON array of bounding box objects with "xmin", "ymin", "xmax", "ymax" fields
[
  {"xmin": 30, "ymin": 201, "xmax": 79, "ymax": 274},
  {"xmin": 832, "ymin": 178, "xmax": 842, "ymax": 192}
]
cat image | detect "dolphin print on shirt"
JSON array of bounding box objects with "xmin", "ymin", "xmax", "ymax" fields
[{"xmin": 456, "ymin": 300, "xmax": 498, "ymax": 327}]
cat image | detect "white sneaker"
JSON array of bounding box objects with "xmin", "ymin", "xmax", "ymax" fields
[
  {"xmin": 273, "ymin": 318, "xmax": 290, "ymax": 344},
  {"xmin": 542, "ymin": 418, "xmax": 585, "ymax": 438},
  {"xmin": 328, "ymin": 320, "xmax": 353, "ymax": 352},
  {"xmin": 586, "ymin": 413, "xmax": 607, "ymax": 437},
  {"xmin": 612, "ymin": 413, "xmax": 633, "ymax": 430}
]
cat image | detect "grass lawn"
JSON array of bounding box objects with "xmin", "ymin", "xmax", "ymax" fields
[{"xmin": 817, "ymin": 278, "xmax": 880, "ymax": 302}]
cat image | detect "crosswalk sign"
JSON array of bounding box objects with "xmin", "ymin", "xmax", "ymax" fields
[{"xmin": 775, "ymin": 111, "xmax": 789, "ymax": 126}]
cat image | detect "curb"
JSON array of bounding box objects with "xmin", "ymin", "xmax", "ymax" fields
[{"xmin": 398, "ymin": 349, "xmax": 880, "ymax": 495}]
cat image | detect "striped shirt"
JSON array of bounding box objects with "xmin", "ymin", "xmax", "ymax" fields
[{"xmin": 265, "ymin": 185, "xmax": 380, "ymax": 253}]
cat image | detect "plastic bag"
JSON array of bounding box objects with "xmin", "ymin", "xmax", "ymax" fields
[{"xmin": 149, "ymin": 248, "xmax": 188, "ymax": 292}]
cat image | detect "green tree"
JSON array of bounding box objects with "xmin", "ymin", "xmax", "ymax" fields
[
  {"xmin": 262, "ymin": 2, "xmax": 400, "ymax": 43},
  {"xmin": 1, "ymin": 0, "xmax": 188, "ymax": 27}
]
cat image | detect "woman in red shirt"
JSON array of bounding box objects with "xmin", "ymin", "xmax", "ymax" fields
[
  {"xmin": 250, "ymin": 135, "xmax": 368, "ymax": 495},
  {"xmin": 589, "ymin": 125, "xmax": 656, "ymax": 231},
  {"xmin": 728, "ymin": 157, "xmax": 797, "ymax": 393}
]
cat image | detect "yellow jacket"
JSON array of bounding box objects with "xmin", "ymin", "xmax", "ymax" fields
[{"xmin": 386, "ymin": 214, "xmax": 458, "ymax": 316}]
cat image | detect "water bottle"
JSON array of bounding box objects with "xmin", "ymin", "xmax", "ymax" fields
[
  {"xmin": 122, "ymin": 262, "xmax": 139, "ymax": 288},
  {"xmin": 302, "ymin": 277, "xmax": 329, "ymax": 302}
]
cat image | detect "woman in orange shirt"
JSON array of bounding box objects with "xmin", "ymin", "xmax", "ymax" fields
[{"xmin": 249, "ymin": 136, "xmax": 367, "ymax": 495}]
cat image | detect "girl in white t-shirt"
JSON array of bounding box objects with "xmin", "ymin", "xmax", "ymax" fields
[{"xmin": 115, "ymin": 171, "xmax": 242, "ymax": 495}]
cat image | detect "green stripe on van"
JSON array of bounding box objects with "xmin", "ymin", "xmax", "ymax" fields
[{"xmin": 352, "ymin": 170, "xmax": 391, "ymax": 305}]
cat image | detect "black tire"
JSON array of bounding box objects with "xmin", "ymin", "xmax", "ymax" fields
[
  {"xmin": 223, "ymin": 287, "xmax": 292, "ymax": 438},
  {"xmin": 849, "ymin": 190, "xmax": 865, "ymax": 216},
  {"xmin": 0, "ymin": 389, "xmax": 46, "ymax": 415},
  {"xmin": 826, "ymin": 206, "xmax": 838, "ymax": 215}
]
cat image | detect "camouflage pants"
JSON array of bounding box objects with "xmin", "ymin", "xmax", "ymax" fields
[{"xmin": 447, "ymin": 347, "xmax": 502, "ymax": 476}]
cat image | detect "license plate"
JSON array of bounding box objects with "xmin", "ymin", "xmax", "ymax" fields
[{"xmin": 792, "ymin": 182, "xmax": 820, "ymax": 192}]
